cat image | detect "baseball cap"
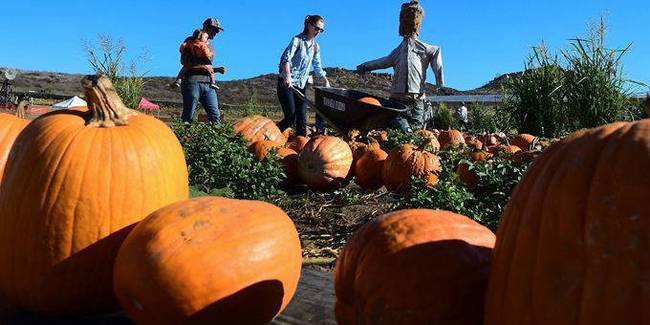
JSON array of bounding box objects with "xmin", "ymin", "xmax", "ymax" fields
[{"xmin": 203, "ymin": 18, "xmax": 224, "ymax": 31}]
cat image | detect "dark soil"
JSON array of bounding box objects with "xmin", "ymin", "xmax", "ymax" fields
[{"xmin": 276, "ymin": 184, "xmax": 396, "ymax": 271}]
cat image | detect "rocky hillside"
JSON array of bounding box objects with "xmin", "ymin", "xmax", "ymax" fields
[{"xmin": 5, "ymin": 67, "xmax": 508, "ymax": 107}]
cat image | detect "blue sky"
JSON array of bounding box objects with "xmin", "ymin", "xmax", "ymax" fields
[{"xmin": 0, "ymin": 0, "xmax": 647, "ymax": 91}]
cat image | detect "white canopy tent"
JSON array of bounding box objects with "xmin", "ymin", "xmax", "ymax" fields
[{"xmin": 51, "ymin": 96, "xmax": 87, "ymax": 110}]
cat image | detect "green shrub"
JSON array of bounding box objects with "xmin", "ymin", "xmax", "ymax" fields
[
  {"xmin": 380, "ymin": 129, "xmax": 437, "ymax": 152},
  {"xmin": 172, "ymin": 121, "xmax": 285, "ymax": 202},
  {"xmin": 431, "ymin": 104, "xmax": 459, "ymax": 130},
  {"xmin": 467, "ymin": 103, "xmax": 514, "ymax": 134},
  {"xmin": 394, "ymin": 147, "xmax": 530, "ymax": 231}
]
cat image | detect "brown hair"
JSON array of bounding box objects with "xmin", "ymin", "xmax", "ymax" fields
[
  {"xmin": 302, "ymin": 15, "xmax": 324, "ymax": 35},
  {"xmin": 399, "ymin": 1, "xmax": 424, "ymax": 37}
]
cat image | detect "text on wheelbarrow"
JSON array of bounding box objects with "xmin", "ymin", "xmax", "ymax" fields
[{"xmin": 323, "ymin": 98, "xmax": 346, "ymax": 112}]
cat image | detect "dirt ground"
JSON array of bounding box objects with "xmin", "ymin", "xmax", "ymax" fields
[{"xmin": 275, "ymin": 184, "xmax": 397, "ymax": 271}]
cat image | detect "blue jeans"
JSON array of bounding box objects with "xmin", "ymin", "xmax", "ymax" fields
[
  {"xmin": 391, "ymin": 98, "xmax": 426, "ymax": 132},
  {"xmin": 276, "ymin": 79, "xmax": 325, "ymax": 136},
  {"xmin": 181, "ymin": 81, "xmax": 220, "ymax": 123}
]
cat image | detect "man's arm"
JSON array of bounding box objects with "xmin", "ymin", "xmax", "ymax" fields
[
  {"xmin": 357, "ymin": 46, "xmax": 399, "ymax": 73},
  {"xmin": 430, "ymin": 46, "xmax": 444, "ymax": 88}
]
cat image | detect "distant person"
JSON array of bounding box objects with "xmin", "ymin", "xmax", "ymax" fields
[
  {"xmin": 178, "ymin": 18, "xmax": 226, "ymax": 124},
  {"xmin": 174, "ymin": 29, "xmax": 219, "ymax": 90},
  {"xmin": 277, "ymin": 15, "xmax": 331, "ymax": 136},
  {"xmin": 456, "ymin": 102, "xmax": 468, "ymax": 128},
  {"xmin": 356, "ymin": 1, "xmax": 444, "ymax": 132}
]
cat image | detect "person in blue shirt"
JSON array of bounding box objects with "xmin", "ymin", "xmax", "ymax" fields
[{"xmin": 277, "ymin": 15, "xmax": 331, "ymax": 136}]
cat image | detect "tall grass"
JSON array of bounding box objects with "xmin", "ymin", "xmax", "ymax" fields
[
  {"xmin": 502, "ymin": 43, "xmax": 566, "ymax": 138},
  {"xmin": 502, "ymin": 18, "xmax": 641, "ymax": 137},
  {"xmin": 562, "ymin": 18, "xmax": 634, "ymax": 128},
  {"xmin": 82, "ymin": 34, "xmax": 149, "ymax": 108}
]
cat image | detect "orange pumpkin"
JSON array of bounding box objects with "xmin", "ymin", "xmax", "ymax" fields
[
  {"xmin": 456, "ymin": 162, "xmax": 479, "ymax": 189},
  {"xmin": 286, "ymin": 135, "xmax": 309, "ymax": 153},
  {"xmin": 485, "ymin": 120, "xmax": 650, "ymax": 325},
  {"xmin": 471, "ymin": 150, "xmax": 492, "ymax": 162},
  {"xmin": 282, "ymin": 127, "xmax": 295, "ymax": 140},
  {"xmin": 0, "ymin": 113, "xmax": 29, "ymax": 183},
  {"xmin": 414, "ymin": 129, "xmax": 436, "ymax": 140},
  {"xmin": 414, "ymin": 129, "xmax": 441, "ymax": 150},
  {"xmin": 508, "ymin": 149, "xmax": 541, "ymax": 165},
  {"xmin": 0, "ymin": 76, "xmax": 189, "ymax": 314},
  {"xmin": 487, "ymin": 144, "xmax": 521, "ymax": 155},
  {"xmin": 347, "ymin": 130, "xmax": 369, "ymax": 161},
  {"xmin": 248, "ymin": 140, "xmax": 283, "ymax": 161},
  {"xmin": 358, "ymin": 96, "xmax": 381, "ymax": 106},
  {"xmin": 382, "ymin": 143, "xmax": 441, "ymax": 191},
  {"xmin": 354, "ymin": 146, "xmax": 388, "ymax": 190},
  {"xmin": 277, "ymin": 147, "xmax": 300, "ymax": 185},
  {"xmin": 464, "ymin": 136, "xmax": 483, "ymax": 150},
  {"xmin": 233, "ymin": 115, "xmax": 287, "ymax": 146},
  {"xmin": 369, "ymin": 130, "xmax": 389, "ymax": 143},
  {"xmin": 114, "ymin": 197, "xmax": 302, "ymax": 325},
  {"xmin": 335, "ymin": 209, "xmax": 496, "ymax": 325},
  {"xmin": 480, "ymin": 133, "xmax": 500, "ymax": 147},
  {"xmin": 438, "ymin": 129, "xmax": 465, "ymax": 148},
  {"xmin": 510, "ymin": 133, "xmax": 537, "ymax": 151},
  {"xmin": 298, "ymin": 136, "xmax": 353, "ymax": 189}
]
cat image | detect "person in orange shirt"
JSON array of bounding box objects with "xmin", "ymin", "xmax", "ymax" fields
[{"xmin": 174, "ymin": 29, "xmax": 219, "ymax": 89}]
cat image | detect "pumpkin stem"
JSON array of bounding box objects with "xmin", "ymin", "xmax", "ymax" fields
[{"xmin": 81, "ymin": 75, "xmax": 136, "ymax": 127}]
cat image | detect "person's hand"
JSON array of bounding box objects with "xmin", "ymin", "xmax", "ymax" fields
[
  {"xmin": 215, "ymin": 66, "xmax": 226, "ymax": 74},
  {"xmin": 284, "ymin": 75, "xmax": 292, "ymax": 88},
  {"xmin": 356, "ymin": 64, "xmax": 367, "ymax": 73}
]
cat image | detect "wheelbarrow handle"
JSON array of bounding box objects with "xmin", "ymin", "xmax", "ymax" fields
[
  {"xmin": 289, "ymin": 86, "xmax": 344, "ymax": 135},
  {"xmin": 289, "ymin": 86, "xmax": 315, "ymax": 107}
]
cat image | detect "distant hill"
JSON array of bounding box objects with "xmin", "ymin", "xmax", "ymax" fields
[{"xmin": 4, "ymin": 67, "xmax": 512, "ymax": 107}]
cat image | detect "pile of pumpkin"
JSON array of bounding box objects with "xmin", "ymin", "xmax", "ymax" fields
[
  {"xmin": 1, "ymin": 77, "xmax": 647, "ymax": 324},
  {"xmin": 233, "ymin": 115, "xmax": 546, "ymax": 193}
]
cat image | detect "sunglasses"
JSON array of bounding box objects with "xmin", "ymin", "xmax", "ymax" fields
[{"xmin": 311, "ymin": 24, "xmax": 325, "ymax": 33}]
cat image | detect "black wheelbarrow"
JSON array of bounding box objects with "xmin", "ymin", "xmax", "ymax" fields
[{"xmin": 290, "ymin": 86, "xmax": 408, "ymax": 135}]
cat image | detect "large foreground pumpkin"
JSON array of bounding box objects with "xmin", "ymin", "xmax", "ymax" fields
[
  {"xmin": 113, "ymin": 197, "xmax": 302, "ymax": 324},
  {"xmin": 485, "ymin": 120, "xmax": 650, "ymax": 325},
  {"xmin": 0, "ymin": 113, "xmax": 29, "ymax": 183},
  {"xmin": 233, "ymin": 115, "xmax": 287, "ymax": 146},
  {"xmin": 298, "ymin": 136, "xmax": 353, "ymax": 189},
  {"xmin": 335, "ymin": 209, "xmax": 495, "ymax": 324},
  {"xmin": 0, "ymin": 76, "xmax": 189, "ymax": 314}
]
